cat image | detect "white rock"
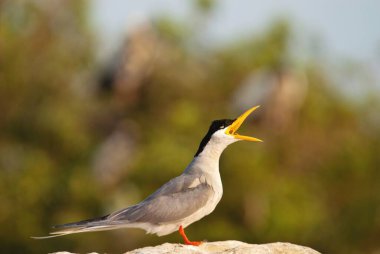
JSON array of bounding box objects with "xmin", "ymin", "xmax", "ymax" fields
[
  {"xmin": 51, "ymin": 241, "xmax": 321, "ymax": 254},
  {"xmin": 127, "ymin": 241, "xmax": 320, "ymax": 254}
]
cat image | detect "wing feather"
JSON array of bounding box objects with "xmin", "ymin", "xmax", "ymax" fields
[{"xmin": 108, "ymin": 173, "xmax": 213, "ymax": 224}]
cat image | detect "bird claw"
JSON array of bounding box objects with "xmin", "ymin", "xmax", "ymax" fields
[{"xmin": 184, "ymin": 240, "xmax": 202, "ymax": 246}]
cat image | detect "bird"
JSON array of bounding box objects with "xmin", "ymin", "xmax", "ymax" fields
[{"xmin": 34, "ymin": 105, "xmax": 263, "ymax": 246}]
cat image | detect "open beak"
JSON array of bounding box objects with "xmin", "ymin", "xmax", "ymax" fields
[{"xmin": 225, "ymin": 105, "xmax": 263, "ymax": 142}]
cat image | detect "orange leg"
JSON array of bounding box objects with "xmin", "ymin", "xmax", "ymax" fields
[{"xmin": 178, "ymin": 225, "xmax": 202, "ymax": 246}]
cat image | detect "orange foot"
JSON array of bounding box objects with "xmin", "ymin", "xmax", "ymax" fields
[{"xmin": 178, "ymin": 225, "xmax": 202, "ymax": 246}]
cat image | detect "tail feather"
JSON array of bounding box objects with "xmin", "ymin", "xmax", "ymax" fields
[
  {"xmin": 52, "ymin": 214, "xmax": 109, "ymax": 229},
  {"xmin": 32, "ymin": 232, "xmax": 79, "ymax": 239},
  {"xmin": 32, "ymin": 214, "xmax": 117, "ymax": 239}
]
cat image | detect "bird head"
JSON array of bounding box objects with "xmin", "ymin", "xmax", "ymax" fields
[{"xmin": 195, "ymin": 106, "xmax": 262, "ymax": 157}]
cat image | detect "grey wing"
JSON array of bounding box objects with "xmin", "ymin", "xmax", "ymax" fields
[{"xmin": 108, "ymin": 174, "xmax": 213, "ymax": 224}]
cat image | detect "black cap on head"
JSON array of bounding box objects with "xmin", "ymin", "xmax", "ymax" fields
[{"xmin": 194, "ymin": 119, "xmax": 235, "ymax": 157}]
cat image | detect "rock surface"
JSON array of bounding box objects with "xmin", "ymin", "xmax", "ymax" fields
[
  {"xmin": 127, "ymin": 241, "xmax": 320, "ymax": 254},
  {"xmin": 53, "ymin": 241, "xmax": 321, "ymax": 254}
]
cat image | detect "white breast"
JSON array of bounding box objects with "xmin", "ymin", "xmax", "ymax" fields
[
  {"xmin": 179, "ymin": 169, "xmax": 223, "ymax": 228},
  {"xmin": 148, "ymin": 130, "xmax": 234, "ymax": 236}
]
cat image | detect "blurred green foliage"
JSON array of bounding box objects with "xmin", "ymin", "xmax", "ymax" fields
[{"xmin": 1, "ymin": 1, "xmax": 379, "ymax": 254}]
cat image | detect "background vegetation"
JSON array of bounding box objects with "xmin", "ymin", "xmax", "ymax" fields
[{"xmin": 1, "ymin": 1, "xmax": 379, "ymax": 253}]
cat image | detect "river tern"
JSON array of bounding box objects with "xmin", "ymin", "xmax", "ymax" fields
[{"xmin": 34, "ymin": 105, "xmax": 262, "ymax": 246}]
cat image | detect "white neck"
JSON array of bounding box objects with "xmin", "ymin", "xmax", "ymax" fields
[{"xmin": 186, "ymin": 132, "xmax": 238, "ymax": 175}]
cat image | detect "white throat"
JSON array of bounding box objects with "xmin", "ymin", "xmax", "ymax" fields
[{"xmin": 187, "ymin": 128, "xmax": 238, "ymax": 174}]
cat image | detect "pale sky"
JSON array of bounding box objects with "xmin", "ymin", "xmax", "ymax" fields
[{"xmin": 90, "ymin": 0, "xmax": 380, "ymax": 62}]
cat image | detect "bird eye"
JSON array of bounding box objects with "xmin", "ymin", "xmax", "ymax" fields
[{"xmin": 220, "ymin": 125, "xmax": 225, "ymax": 129}]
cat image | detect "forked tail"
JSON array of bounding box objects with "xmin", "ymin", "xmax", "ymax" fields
[{"xmin": 32, "ymin": 214, "xmax": 115, "ymax": 239}]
